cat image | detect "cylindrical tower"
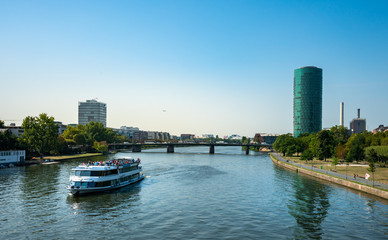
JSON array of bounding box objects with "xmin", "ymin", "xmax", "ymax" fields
[
  {"xmin": 340, "ymin": 102, "xmax": 344, "ymax": 126},
  {"xmin": 293, "ymin": 66, "xmax": 322, "ymax": 137}
]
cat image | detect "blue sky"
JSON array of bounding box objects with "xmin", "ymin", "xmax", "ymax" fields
[{"xmin": 1, "ymin": 0, "xmax": 387, "ymax": 137}]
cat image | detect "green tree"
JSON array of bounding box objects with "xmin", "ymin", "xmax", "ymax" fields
[
  {"xmin": 366, "ymin": 148, "xmax": 378, "ymax": 186},
  {"xmin": 273, "ymin": 133, "xmax": 294, "ymax": 156},
  {"xmin": 346, "ymin": 134, "xmax": 366, "ymax": 163},
  {"xmin": 84, "ymin": 122, "xmax": 107, "ymax": 144},
  {"xmin": 0, "ymin": 120, "xmax": 4, "ymax": 128},
  {"xmin": 20, "ymin": 113, "xmax": 59, "ymax": 157},
  {"xmin": 316, "ymin": 130, "xmax": 334, "ymax": 161},
  {"xmin": 300, "ymin": 148, "xmax": 314, "ymax": 163},
  {"xmin": 0, "ymin": 129, "xmax": 18, "ymax": 150},
  {"xmin": 93, "ymin": 141, "xmax": 108, "ymax": 154},
  {"xmin": 330, "ymin": 125, "xmax": 349, "ymax": 146},
  {"xmin": 381, "ymin": 137, "xmax": 388, "ymax": 146}
]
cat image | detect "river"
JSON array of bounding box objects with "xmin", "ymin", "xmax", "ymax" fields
[{"xmin": 1, "ymin": 146, "xmax": 387, "ymax": 239}]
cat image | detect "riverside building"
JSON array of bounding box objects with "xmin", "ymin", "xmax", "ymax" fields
[
  {"xmin": 78, "ymin": 99, "xmax": 107, "ymax": 127},
  {"xmin": 293, "ymin": 66, "xmax": 323, "ymax": 137}
]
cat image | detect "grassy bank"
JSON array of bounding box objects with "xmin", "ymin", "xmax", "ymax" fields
[
  {"xmin": 282, "ymin": 155, "xmax": 388, "ymax": 185},
  {"xmin": 43, "ymin": 153, "xmax": 103, "ymax": 161}
]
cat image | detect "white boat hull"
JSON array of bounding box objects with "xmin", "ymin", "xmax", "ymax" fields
[{"xmin": 68, "ymin": 175, "xmax": 144, "ymax": 195}]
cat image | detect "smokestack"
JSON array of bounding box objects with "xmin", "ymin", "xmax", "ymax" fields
[
  {"xmin": 357, "ymin": 108, "xmax": 360, "ymax": 118},
  {"xmin": 340, "ymin": 102, "xmax": 344, "ymax": 126}
]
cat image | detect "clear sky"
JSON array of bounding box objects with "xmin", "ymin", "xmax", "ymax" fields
[{"xmin": 1, "ymin": 0, "xmax": 387, "ymax": 137}]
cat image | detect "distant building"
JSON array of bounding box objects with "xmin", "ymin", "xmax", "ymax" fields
[
  {"xmin": 147, "ymin": 131, "xmax": 171, "ymax": 141},
  {"xmin": 259, "ymin": 133, "xmax": 279, "ymax": 145},
  {"xmin": 293, "ymin": 66, "xmax": 323, "ymax": 137},
  {"xmin": 227, "ymin": 134, "xmax": 241, "ymax": 140},
  {"xmin": 0, "ymin": 150, "xmax": 25, "ymax": 165},
  {"xmin": 116, "ymin": 126, "xmax": 140, "ymax": 139},
  {"xmin": 78, "ymin": 99, "xmax": 107, "ymax": 127},
  {"xmin": 54, "ymin": 121, "xmax": 67, "ymax": 135},
  {"xmin": 202, "ymin": 134, "xmax": 214, "ymax": 138},
  {"xmin": 133, "ymin": 131, "xmax": 148, "ymax": 142},
  {"xmin": 349, "ymin": 109, "xmax": 366, "ymax": 134},
  {"xmin": 3, "ymin": 123, "xmax": 24, "ymax": 137},
  {"xmin": 181, "ymin": 134, "xmax": 195, "ymax": 140},
  {"xmin": 373, "ymin": 125, "xmax": 388, "ymax": 134}
]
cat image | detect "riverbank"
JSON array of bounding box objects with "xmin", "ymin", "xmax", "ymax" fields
[
  {"xmin": 42, "ymin": 153, "xmax": 103, "ymax": 161},
  {"xmin": 270, "ymin": 153, "xmax": 388, "ymax": 200}
]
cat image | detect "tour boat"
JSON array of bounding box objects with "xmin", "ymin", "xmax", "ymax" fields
[{"xmin": 67, "ymin": 157, "xmax": 144, "ymax": 195}]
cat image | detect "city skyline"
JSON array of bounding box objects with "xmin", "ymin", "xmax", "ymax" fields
[{"xmin": 1, "ymin": 1, "xmax": 387, "ymax": 136}]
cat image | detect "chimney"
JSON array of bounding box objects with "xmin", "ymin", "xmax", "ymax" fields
[
  {"xmin": 340, "ymin": 102, "xmax": 344, "ymax": 126},
  {"xmin": 357, "ymin": 108, "xmax": 360, "ymax": 118}
]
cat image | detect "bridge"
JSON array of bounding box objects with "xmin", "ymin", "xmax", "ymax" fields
[{"xmin": 109, "ymin": 142, "xmax": 273, "ymax": 155}]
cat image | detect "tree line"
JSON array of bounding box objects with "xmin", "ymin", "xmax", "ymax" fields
[
  {"xmin": 273, "ymin": 126, "xmax": 388, "ymax": 165},
  {"xmin": 0, "ymin": 113, "xmax": 128, "ymax": 158}
]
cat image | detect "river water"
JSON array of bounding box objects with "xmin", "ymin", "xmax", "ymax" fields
[{"xmin": 1, "ymin": 146, "xmax": 388, "ymax": 239}]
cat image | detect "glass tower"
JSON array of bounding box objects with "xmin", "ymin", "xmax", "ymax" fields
[{"xmin": 293, "ymin": 66, "xmax": 322, "ymax": 137}]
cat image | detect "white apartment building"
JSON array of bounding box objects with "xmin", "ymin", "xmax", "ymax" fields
[{"xmin": 78, "ymin": 99, "xmax": 107, "ymax": 127}]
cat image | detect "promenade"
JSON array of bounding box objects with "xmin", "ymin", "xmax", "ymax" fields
[{"xmin": 270, "ymin": 152, "xmax": 388, "ymax": 194}]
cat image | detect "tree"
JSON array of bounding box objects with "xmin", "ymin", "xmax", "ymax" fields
[
  {"xmin": 366, "ymin": 148, "xmax": 378, "ymax": 187},
  {"xmin": 20, "ymin": 113, "xmax": 59, "ymax": 157},
  {"xmin": 316, "ymin": 130, "xmax": 334, "ymax": 161},
  {"xmin": 300, "ymin": 148, "xmax": 314, "ymax": 163},
  {"xmin": 93, "ymin": 141, "xmax": 108, "ymax": 154},
  {"xmin": 0, "ymin": 129, "xmax": 18, "ymax": 150},
  {"xmin": 330, "ymin": 125, "xmax": 349, "ymax": 146},
  {"xmin": 0, "ymin": 120, "xmax": 4, "ymax": 128},
  {"xmin": 346, "ymin": 134, "xmax": 366, "ymax": 163},
  {"xmin": 335, "ymin": 143, "xmax": 348, "ymax": 160},
  {"xmin": 273, "ymin": 133, "xmax": 295, "ymax": 156},
  {"xmin": 294, "ymin": 137, "xmax": 306, "ymax": 156}
]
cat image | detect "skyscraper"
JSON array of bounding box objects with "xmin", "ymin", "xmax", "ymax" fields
[
  {"xmin": 78, "ymin": 99, "xmax": 107, "ymax": 127},
  {"xmin": 293, "ymin": 66, "xmax": 322, "ymax": 137}
]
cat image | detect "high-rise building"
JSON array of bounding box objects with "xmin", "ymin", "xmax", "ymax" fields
[
  {"xmin": 78, "ymin": 99, "xmax": 107, "ymax": 127},
  {"xmin": 293, "ymin": 66, "xmax": 323, "ymax": 137}
]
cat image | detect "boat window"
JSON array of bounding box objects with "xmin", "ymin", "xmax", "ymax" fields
[
  {"xmin": 88, "ymin": 182, "xmax": 96, "ymax": 188},
  {"xmin": 81, "ymin": 182, "xmax": 88, "ymax": 188},
  {"xmin": 80, "ymin": 171, "xmax": 91, "ymax": 177},
  {"xmin": 90, "ymin": 171, "xmax": 101, "ymax": 176},
  {"xmin": 75, "ymin": 171, "xmax": 81, "ymax": 176},
  {"xmin": 74, "ymin": 182, "xmax": 81, "ymax": 187},
  {"xmin": 71, "ymin": 170, "xmax": 75, "ymax": 176}
]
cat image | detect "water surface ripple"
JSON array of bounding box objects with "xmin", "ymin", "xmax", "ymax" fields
[{"xmin": 1, "ymin": 146, "xmax": 387, "ymax": 239}]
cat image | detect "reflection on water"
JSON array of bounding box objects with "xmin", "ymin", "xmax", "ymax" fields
[
  {"xmin": 288, "ymin": 174, "xmax": 330, "ymax": 240},
  {"xmin": 1, "ymin": 147, "xmax": 388, "ymax": 239},
  {"xmin": 66, "ymin": 183, "xmax": 142, "ymax": 214}
]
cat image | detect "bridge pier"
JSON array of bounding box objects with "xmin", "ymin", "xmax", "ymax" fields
[
  {"xmin": 209, "ymin": 145, "xmax": 215, "ymax": 154},
  {"xmin": 167, "ymin": 144, "xmax": 175, "ymax": 153},
  {"xmin": 245, "ymin": 146, "xmax": 249, "ymax": 155},
  {"xmin": 132, "ymin": 145, "xmax": 142, "ymax": 153}
]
